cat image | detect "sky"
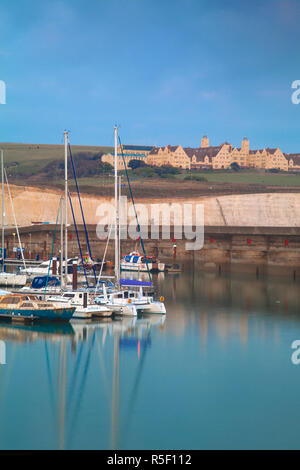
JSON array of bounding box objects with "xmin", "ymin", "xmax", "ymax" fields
[{"xmin": 1, "ymin": 0, "xmax": 300, "ymax": 152}]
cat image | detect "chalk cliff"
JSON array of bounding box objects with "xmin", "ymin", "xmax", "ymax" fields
[{"xmin": 2, "ymin": 184, "xmax": 300, "ymax": 227}]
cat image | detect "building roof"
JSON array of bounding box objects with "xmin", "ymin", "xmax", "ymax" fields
[
  {"xmin": 284, "ymin": 153, "xmax": 300, "ymax": 165},
  {"xmin": 148, "ymin": 145, "xmax": 179, "ymax": 155},
  {"xmin": 122, "ymin": 145, "xmax": 154, "ymax": 151},
  {"xmin": 184, "ymin": 146, "xmax": 222, "ymax": 162},
  {"xmin": 265, "ymin": 147, "xmax": 278, "ymax": 154},
  {"xmin": 148, "ymin": 147, "xmax": 159, "ymax": 155},
  {"xmin": 166, "ymin": 145, "xmax": 180, "ymax": 152}
]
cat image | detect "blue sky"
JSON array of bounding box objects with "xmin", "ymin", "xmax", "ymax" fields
[{"xmin": 1, "ymin": 0, "xmax": 300, "ymax": 152}]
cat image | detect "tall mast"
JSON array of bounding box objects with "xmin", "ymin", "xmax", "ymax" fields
[
  {"xmin": 1, "ymin": 149, "xmax": 4, "ymax": 271},
  {"xmin": 119, "ymin": 175, "xmax": 121, "ymax": 272},
  {"xmin": 60, "ymin": 197, "xmax": 63, "ymax": 288},
  {"xmin": 114, "ymin": 126, "xmax": 119, "ymax": 287},
  {"xmin": 64, "ymin": 131, "xmax": 68, "ymax": 284}
]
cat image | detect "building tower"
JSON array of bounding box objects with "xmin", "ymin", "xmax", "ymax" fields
[
  {"xmin": 241, "ymin": 136, "xmax": 249, "ymax": 154},
  {"xmin": 201, "ymin": 135, "xmax": 209, "ymax": 148}
]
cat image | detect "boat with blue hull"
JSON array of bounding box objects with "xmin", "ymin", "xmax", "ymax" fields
[{"xmin": 0, "ymin": 294, "xmax": 75, "ymax": 321}]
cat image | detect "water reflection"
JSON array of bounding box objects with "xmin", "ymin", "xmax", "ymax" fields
[
  {"xmin": 158, "ymin": 271, "xmax": 300, "ymax": 346},
  {"xmin": 0, "ymin": 314, "xmax": 165, "ymax": 449},
  {"xmin": 0, "ymin": 271, "xmax": 300, "ymax": 449}
]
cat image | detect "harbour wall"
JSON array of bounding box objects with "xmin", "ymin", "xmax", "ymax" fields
[
  {"xmin": 4, "ymin": 224, "xmax": 300, "ymax": 278},
  {"xmin": 2, "ymin": 183, "xmax": 300, "ymax": 275}
]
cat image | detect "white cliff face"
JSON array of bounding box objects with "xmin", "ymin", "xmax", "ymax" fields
[
  {"xmin": 202, "ymin": 193, "xmax": 300, "ymax": 226},
  {"xmin": 3, "ymin": 184, "xmax": 300, "ymax": 227}
]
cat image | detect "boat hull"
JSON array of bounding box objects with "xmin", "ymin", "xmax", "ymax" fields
[
  {"xmin": 0, "ymin": 307, "xmax": 74, "ymax": 321},
  {"xmin": 120, "ymin": 262, "xmax": 165, "ymax": 272},
  {"xmin": 0, "ymin": 274, "xmax": 27, "ymax": 287},
  {"xmin": 106, "ymin": 304, "xmax": 138, "ymax": 316},
  {"xmin": 136, "ymin": 301, "xmax": 166, "ymax": 315}
]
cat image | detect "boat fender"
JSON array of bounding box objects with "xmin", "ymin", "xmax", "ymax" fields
[
  {"xmin": 128, "ymin": 298, "xmax": 132, "ymax": 304},
  {"xmin": 160, "ymin": 296, "xmax": 164, "ymax": 302}
]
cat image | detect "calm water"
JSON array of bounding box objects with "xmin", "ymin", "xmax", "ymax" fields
[{"xmin": 0, "ymin": 270, "xmax": 300, "ymax": 450}]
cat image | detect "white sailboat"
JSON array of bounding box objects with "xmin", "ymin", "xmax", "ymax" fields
[
  {"xmin": 44, "ymin": 132, "xmax": 113, "ymax": 320},
  {"xmin": 47, "ymin": 290, "xmax": 112, "ymax": 319},
  {"xmin": 97, "ymin": 126, "xmax": 166, "ymax": 316}
]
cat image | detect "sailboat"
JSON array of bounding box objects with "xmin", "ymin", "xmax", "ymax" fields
[
  {"xmin": 0, "ymin": 149, "xmax": 27, "ymax": 287},
  {"xmin": 48, "ymin": 290, "xmax": 113, "ymax": 319},
  {"xmin": 97, "ymin": 126, "xmax": 166, "ymax": 316},
  {"xmin": 42, "ymin": 132, "xmax": 113, "ymax": 320}
]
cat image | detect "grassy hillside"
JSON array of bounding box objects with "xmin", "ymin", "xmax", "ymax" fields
[
  {"xmin": 0, "ymin": 142, "xmax": 113, "ymax": 177},
  {"xmin": 2, "ymin": 143, "xmax": 300, "ymax": 198},
  {"xmin": 175, "ymin": 170, "xmax": 300, "ymax": 186}
]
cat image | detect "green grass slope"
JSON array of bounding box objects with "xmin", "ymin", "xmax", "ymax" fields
[{"xmin": 0, "ymin": 142, "xmax": 113, "ymax": 177}]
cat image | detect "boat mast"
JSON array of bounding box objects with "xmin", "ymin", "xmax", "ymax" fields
[
  {"xmin": 119, "ymin": 174, "xmax": 121, "ymax": 269},
  {"xmin": 60, "ymin": 196, "xmax": 63, "ymax": 288},
  {"xmin": 114, "ymin": 126, "xmax": 120, "ymax": 288},
  {"xmin": 64, "ymin": 131, "xmax": 68, "ymax": 285},
  {"xmin": 1, "ymin": 149, "xmax": 4, "ymax": 272}
]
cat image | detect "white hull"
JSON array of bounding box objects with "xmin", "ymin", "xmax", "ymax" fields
[
  {"xmin": 48, "ymin": 292, "xmax": 113, "ymax": 319},
  {"xmin": 120, "ymin": 262, "xmax": 165, "ymax": 272},
  {"xmin": 120, "ymin": 262, "xmax": 153, "ymax": 272},
  {"xmin": 101, "ymin": 295, "xmax": 165, "ymax": 317},
  {"xmin": 72, "ymin": 310, "xmax": 92, "ymax": 319},
  {"xmin": 138, "ymin": 301, "xmax": 166, "ymax": 315},
  {"xmin": 0, "ymin": 273, "xmax": 27, "ymax": 287},
  {"xmin": 51, "ymin": 302, "xmax": 112, "ymax": 319},
  {"xmin": 106, "ymin": 303, "xmax": 138, "ymax": 316}
]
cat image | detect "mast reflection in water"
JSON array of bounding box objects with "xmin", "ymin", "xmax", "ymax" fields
[{"xmin": 0, "ymin": 270, "xmax": 300, "ymax": 449}]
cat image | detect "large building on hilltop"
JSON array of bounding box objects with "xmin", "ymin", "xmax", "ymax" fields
[
  {"xmin": 101, "ymin": 144, "xmax": 154, "ymax": 170},
  {"xmin": 102, "ymin": 136, "xmax": 300, "ymax": 172},
  {"xmin": 146, "ymin": 145, "xmax": 191, "ymax": 169},
  {"xmin": 146, "ymin": 136, "xmax": 294, "ymax": 171}
]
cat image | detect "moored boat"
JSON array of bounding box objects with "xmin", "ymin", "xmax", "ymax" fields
[
  {"xmin": 0, "ymin": 272, "xmax": 27, "ymax": 287},
  {"xmin": 166, "ymin": 263, "xmax": 182, "ymax": 273},
  {"xmin": 95, "ymin": 279, "xmax": 166, "ymax": 316},
  {"xmin": 47, "ymin": 290, "xmax": 113, "ymax": 319},
  {"xmin": 20, "ymin": 275, "xmax": 62, "ymax": 293},
  {"xmin": 0, "ymin": 294, "xmax": 75, "ymax": 321},
  {"xmin": 120, "ymin": 251, "xmax": 165, "ymax": 273}
]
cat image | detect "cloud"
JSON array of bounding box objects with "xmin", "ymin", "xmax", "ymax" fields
[{"xmin": 199, "ymin": 91, "xmax": 216, "ymax": 101}]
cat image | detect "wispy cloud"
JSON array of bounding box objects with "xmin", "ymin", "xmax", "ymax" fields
[{"xmin": 199, "ymin": 91, "xmax": 217, "ymax": 101}]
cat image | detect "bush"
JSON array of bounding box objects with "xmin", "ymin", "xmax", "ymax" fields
[
  {"xmin": 230, "ymin": 162, "xmax": 240, "ymax": 172},
  {"xmin": 134, "ymin": 166, "xmax": 157, "ymax": 178},
  {"xmin": 101, "ymin": 162, "xmax": 113, "ymax": 173},
  {"xmin": 128, "ymin": 159, "xmax": 147, "ymax": 170},
  {"xmin": 39, "ymin": 153, "xmax": 113, "ymax": 179},
  {"xmin": 156, "ymin": 165, "xmax": 181, "ymax": 176}
]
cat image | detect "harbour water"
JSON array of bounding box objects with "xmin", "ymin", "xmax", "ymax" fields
[{"xmin": 0, "ymin": 270, "xmax": 300, "ymax": 449}]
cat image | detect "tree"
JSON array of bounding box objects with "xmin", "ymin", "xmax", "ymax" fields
[
  {"xmin": 230, "ymin": 162, "xmax": 240, "ymax": 172},
  {"xmin": 101, "ymin": 162, "xmax": 113, "ymax": 173},
  {"xmin": 128, "ymin": 159, "xmax": 147, "ymax": 170}
]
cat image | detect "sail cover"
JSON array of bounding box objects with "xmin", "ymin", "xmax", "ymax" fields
[{"xmin": 120, "ymin": 278, "xmax": 152, "ymax": 287}]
